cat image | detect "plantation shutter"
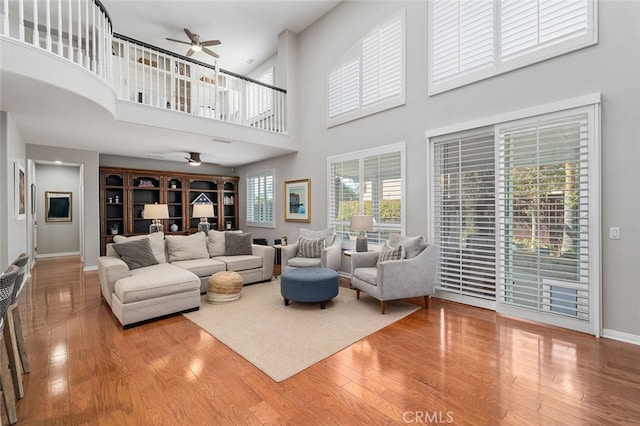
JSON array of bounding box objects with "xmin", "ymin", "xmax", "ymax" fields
[
  {"xmin": 362, "ymin": 10, "xmax": 403, "ymax": 106},
  {"xmin": 430, "ymin": 0, "xmax": 495, "ymax": 90},
  {"xmin": 497, "ymin": 111, "xmax": 593, "ymax": 332},
  {"xmin": 328, "ymin": 56, "xmax": 360, "ymax": 119},
  {"xmin": 328, "ymin": 8, "xmax": 405, "ymax": 125},
  {"xmin": 246, "ymin": 170, "xmax": 274, "ymax": 228},
  {"xmin": 363, "ymin": 152, "xmax": 402, "ymax": 244},
  {"xmin": 328, "ymin": 143, "xmax": 405, "ymax": 245},
  {"xmin": 501, "ymin": 0, "xmax": 590, "ymax": 61},
  {"xmin": 432, "ymin": 130, "xmax": 497, "ymax": 307}
]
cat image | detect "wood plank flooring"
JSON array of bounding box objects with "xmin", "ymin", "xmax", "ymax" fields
[{"xmin": 7, "ymin": 256, "xmax": 640, "ymax": 424}]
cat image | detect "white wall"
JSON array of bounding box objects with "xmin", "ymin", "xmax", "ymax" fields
[
  {"xmin": 0, "ymin": 111, "xmax": 28, "ymax": 270},
  {"xmin": 237, "ymin": 1, "xmax": 640, "ymax": 339},
  {"xmin": 35, "ymin": 164, "xmax": 81, "ymax": 255}
]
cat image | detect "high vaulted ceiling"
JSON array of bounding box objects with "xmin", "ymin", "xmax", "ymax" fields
[{"xmin": 105, "ymin": 0, "xmax": 340, "ymax": 76}]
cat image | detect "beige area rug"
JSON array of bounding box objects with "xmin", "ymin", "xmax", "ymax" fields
[{"xmin": 183, "ymin": 279, "xmax": 419, "ymax": 382}]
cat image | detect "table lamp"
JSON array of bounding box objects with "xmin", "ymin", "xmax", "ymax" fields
[
  {"xmin": 143, "ymin": 203, "xmax": 169, "ymax": 233},
  {"xmin": 351, "ymin": 214, "xmax": 374, "ymax": 252},
  {"xmin": 193, "ymin": 203, "xmax": 215, "ymax": 234}
]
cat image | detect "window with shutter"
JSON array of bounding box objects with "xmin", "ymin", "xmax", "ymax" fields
[
  {"xmin": 246, "ymin": 169, "xmax": 274, "ymax": 228},
  {"xmin": 328, "ymin": 143, "xmax": 405, "ymax": 247},
  {"xmin": 497, "ymin": 109, "xmax": 596, "ymax": 333},
  {"xmin": 429, "ymin": 0, "xmax": 597, "ymax": 94},
  {"xmin": 327, "ymin": 8, "xmax": 405, "ymax": 127},
  {"xmin": 428, "ymin": 102, "xmax": 600, "ymax": 334}
]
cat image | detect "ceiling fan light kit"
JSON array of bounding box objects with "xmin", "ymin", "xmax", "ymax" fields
[
  {"xmin": 186, "ymin": 152, "xmax": 202, "ymax": 166},
  {"xmin": 166, "ymin": 28, "xmax": 220, "ymax": 58}
]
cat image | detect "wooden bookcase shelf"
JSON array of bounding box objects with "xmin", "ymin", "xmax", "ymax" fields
[{"xmin": 100, "ymin": 167, "xmax": 238, "ymax": 255}]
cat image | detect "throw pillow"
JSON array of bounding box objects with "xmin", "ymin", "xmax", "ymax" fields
[
  {"xmin": 388, "ymin": 234, "xmax": 427, "ymax": 259},
  {"xmin": 206, "ymin": 230, "xmax": 227, "ymax": 257},
  {"xmin": 113, "ymin": 231, "xmax": 167, "ymax": 263},
  {"xmin": 225, "ymin": 232, "xmax": 252, "ymax": 256},
  {"xmin": 377, "ymin": 244, "xmax": 406, "ymax": 265},
  {"xmin": 300, "ymin": 227, "xmax": 335, "ymax": 247},
  {"xmin": 165, "ymin": 232, "xmax": 210, "ymax": 262},
  {"xmin": 113, "ymin": 238, "xmax": 158, "ymax": 270},
  {"xmin": 297, "ymin": 236, "xmax": 324, "ymax": 258}
]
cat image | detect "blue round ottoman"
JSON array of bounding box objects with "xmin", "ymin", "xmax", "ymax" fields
[{"xmin": 280, "ymin": 268, "xmax": 339, "ymax": 309}]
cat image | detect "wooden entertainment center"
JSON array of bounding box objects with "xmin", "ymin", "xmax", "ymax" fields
[{"xmin": 99, "ymin": 167, "xmax": 239, "ymax": 255}]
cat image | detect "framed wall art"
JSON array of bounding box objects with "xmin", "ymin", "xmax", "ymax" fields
[
  {"xmin": 14, "ymin": 161, "xmax": 25, "ymax": 220},
  {"xmin": 284, "ymin": 178, "xmax": 310, "ymax": 222},
  {"xmin": 45, "ymin": 191, "xmax": 72, "ymax": 222}
]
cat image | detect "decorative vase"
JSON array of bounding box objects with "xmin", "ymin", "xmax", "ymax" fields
[
  {"xmin": 111, "ymin": 229, "xmax": 118, "ymax": 235},
  {"xmin": 170, "ymin": 223, "xmax": 178, "ymax": 232}
]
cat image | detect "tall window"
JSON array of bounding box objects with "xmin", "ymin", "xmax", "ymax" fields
[
  {"xmin": 429, "ymin": 0, "xmax": 597, "ymax": 94},
  {"xmin": 328, "ymin": 143, "xmax": 405, "ymax": 246},
  {"xmin": 246, "ymin": 169, "xmax": 274, "ymax": 228},
  {"xmin": 430, "ymin": 103, "xmax": 599, "ymax": 334},
  {"xmin": 328, "ymin": 8, "xmax": 405, "ymax": 127}
]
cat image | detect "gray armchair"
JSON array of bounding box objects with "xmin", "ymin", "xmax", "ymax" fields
[
  {"xmin": 281, "ymin": 228, "xmax": 342, "ymax": 272},
  {"xmin": 350, "ymin": 236, "xmax": 439, "ymax": 314}
]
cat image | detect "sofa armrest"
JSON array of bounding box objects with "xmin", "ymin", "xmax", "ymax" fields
[
  {"xmin": 251, "ymin": 244, "xmax": 275, "ymax": 280},
  {"xmin": 97, "ymin": 256, "xmax": 131, "ymax": 305},
  {"xmin": 281, "ymin": 242, "xmax": 299, "ymax": 271},
  {"xmin": 351, "ymin": 251, "xmax": 380, "ymax": 270},
  {"xmin": 321, "ymin": 235, "xmax": 343, "ymax": 271}
]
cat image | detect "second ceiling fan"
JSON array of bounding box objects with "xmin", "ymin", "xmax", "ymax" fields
[{"xmin": 166, "ymin": 28, "xmax": 220, "ymax": 58}]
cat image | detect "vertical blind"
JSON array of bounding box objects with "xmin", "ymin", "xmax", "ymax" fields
[
  {"xmin": 328, "ymin": 8, "xmax": 405, "ymax": 126},
  {"xmin": 429, "ymin": 0, "xmax": 595, "ymax": 94},
  {"xmin": 432, "ymin": 130, "xmax": 497, "ymax": 304},
  {"xmin": 497, "ymin": 112, "xmax": 591, "ymax": 326},
  {"xmin": 246, "ymin": 170, "xmax": 274, "ymax": 228},
  {"xmin": 328, "ymin": 144, "xmax": 404, "ymax": 245}
]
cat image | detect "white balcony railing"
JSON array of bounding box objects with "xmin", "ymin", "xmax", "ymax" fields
[
  {"xmin": 1, "ymin": 0, "xmax": 113, "ymax": 82},
  {"xmin": 112, "ymin": 35, "xmax": 287, "ymax": 133},
  {"xmin": 1, "ymin": 0, "xmax": 287, "ymax": 134}
]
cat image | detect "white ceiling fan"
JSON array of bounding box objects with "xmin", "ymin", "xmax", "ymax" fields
[{"xmin": 166, "ymin": 28, "xmax": 221, "ymax": 58}]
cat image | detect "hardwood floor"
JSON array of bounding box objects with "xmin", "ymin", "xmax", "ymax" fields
[{"xmin": 8, "ymin": 256, "xmax": 640, "ymax": 424}]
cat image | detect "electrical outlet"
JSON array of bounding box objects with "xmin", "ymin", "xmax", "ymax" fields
[{"xmin": 609, "ymin": 227, "xmax": 620, "ymax": 240}]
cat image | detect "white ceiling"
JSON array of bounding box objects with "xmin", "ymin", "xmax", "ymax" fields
[
  {"xmin": 105, "ymin": 0, "xmax": 340, "ymax": 76},
  {"xmin": 4, "ymin": 0, "xmax": 341, "ymax": 167}
]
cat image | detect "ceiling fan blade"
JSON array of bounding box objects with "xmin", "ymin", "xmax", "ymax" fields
[
  {"xmin": 201, "ymin": 40, "xmax": 221, "ymax": 47},
  {"xmin": 202, "ymin": 47, "xmax": 219, "ymax": 58},
  {"xmin": 166, "ymin": 37, "xmax": 191, "ymax": 45},
  {"xmin": 186, "ymin": 48, "xmax": 195, "ymax": 57},
  {"xmin": 183, "ymin": 28, "xmax": 196, "ymax": 43}
]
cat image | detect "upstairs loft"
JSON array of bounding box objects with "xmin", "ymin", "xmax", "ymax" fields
[{"xmin": 0, "ymin": 0, "xmax": 295, "ymax": 164}]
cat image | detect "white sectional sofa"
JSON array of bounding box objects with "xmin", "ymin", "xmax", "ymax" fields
[{"xmin": 98, "ymin": 231, "xmax": 274, "ymax": 328}]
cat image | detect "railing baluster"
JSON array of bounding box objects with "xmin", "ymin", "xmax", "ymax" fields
[
  {"xmin": 2, "ymin": 0, "xmax": 9, "ymax": 36},
  {"xmin": 91, "ymin": 3, "xmax": 95, "ymax": 72},
  {"xmin": 67, "ymin": 0, "xmax": 72, "ymax": 60},
  {"xmin": 45, "ymin": 0, "xmax": 52, "ymax": 50},
  {"xmin": 84, "ymin": 0, "xmax": 88, "ymax": 66},
  {"xmin": 18, "ymin": 0, "xmax": 24, "ymax": 41},
  {"xmin": 32, "ymin": 0, "xmax": 39, "ymax": 47},
  {"xmin": 76, "ymin": 0, "xmax": 81, "ymax": 63},
  {"xmin": 57, "ymin": 0, "xmax": 62, "ymax": 55}
]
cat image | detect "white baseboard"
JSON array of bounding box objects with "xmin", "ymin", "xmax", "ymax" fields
[
  {"xmin": 83, "ymin": 265, "xmax": 98, "ymax": 271},
  {"xmin": 36, "ymin": 251, "xmax": 81, "ymax": 258},
  {"xmin": 602, "ymin": 328, "xmax": 640, "ymax": 346}
]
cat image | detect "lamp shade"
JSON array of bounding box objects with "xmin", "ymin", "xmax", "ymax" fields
[
  {"xmin": 350, "ymin": 215, "xmax": 374, "ymax": 232},
  {"xmin": 143, "ymin": 203, "xmax": 169, "ymax": 219},
  {"xmin": 192, "ymin": 203, "xmax": 214, "ymax": 218}
]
